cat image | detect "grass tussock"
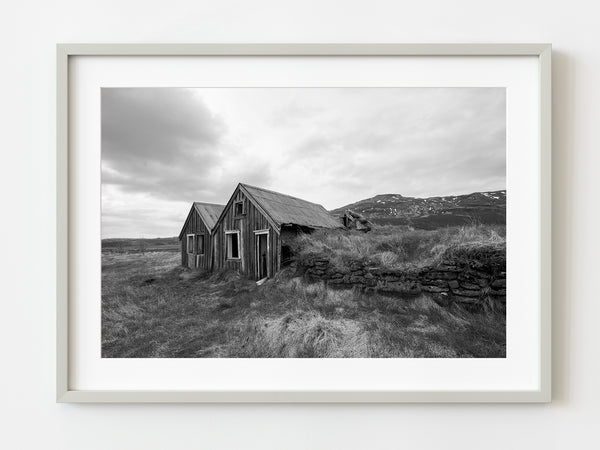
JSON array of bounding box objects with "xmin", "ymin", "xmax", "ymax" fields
[
  {"xmin": 230, "ymin": 311, "xmax": 369, "ymax": 358},
  {"xmin": 295, "ymin": 224, "xmax": 505, "ymax": 269},
  {"xmin": 102, "ymin": 251, "xmax": 505, "ymax": 358}
]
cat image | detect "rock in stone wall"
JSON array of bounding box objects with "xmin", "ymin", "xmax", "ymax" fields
[{"xmin": 300, "ymin": 244, "xmax": 506, "ymax": 311}]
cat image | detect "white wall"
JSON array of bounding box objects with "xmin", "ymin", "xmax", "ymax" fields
[{"xmin": 0, "ymin": 1, "xmax": 597, "ymax": 448}]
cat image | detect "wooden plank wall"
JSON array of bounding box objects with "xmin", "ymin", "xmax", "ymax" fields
[
  {"xmin": 180, "ymin": 208, "xmax": 213, "ymax": 271},
  {"xmin": 213, "ymin": 189, "xmax": 280, "ymax": 280}
]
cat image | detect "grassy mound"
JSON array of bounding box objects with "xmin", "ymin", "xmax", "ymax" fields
[{"xmin": 295, "ymin": 224, "xmax": 505, "ymax": 271}]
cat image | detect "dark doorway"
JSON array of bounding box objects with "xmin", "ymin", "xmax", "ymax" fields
[
  {"xmin": 281, "ymin": 245, "xmax": 293, "ymax": 266},
  {"xmin": 256, "ymin": 232, "xmax": 268, "ymax": 280}
]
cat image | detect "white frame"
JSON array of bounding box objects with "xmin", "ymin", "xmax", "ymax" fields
[
  {"xmin": 224, "ymin": 230, "xmax": 241, "ymax": 260},
  {"xmin": 195, "ymin": 233, "xmax": 205, "ymax": 255},
  {"xmin": 57, "ymin": 43, "xmax": 551, "ymax": 403},
  {"xmin": 186, "ymin": 233, "xmax": 194, "ymax": 254},
  {"xmin": 254, "ymin": 229, "xmax": 270, "ymax": 279}
]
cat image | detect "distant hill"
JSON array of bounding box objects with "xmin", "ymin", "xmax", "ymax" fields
[
  {"xmin": 331, "ymin": 190, "xmax": 506, "ymax": 230},
  {"xmin": 102, "ymin": 236, "xmax": 179, "ymax": 253}
]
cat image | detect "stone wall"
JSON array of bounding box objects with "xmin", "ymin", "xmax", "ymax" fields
[{"xmin": 299, "ymin": 244, "xmax": 506, "ymax": 311}]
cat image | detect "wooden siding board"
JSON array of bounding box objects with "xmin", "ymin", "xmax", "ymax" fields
[{"xmin": 181, "ymin": 238, "xmax": 186, "ymax": 266}]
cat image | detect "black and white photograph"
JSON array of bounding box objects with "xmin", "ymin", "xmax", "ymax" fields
[{"xmin": 101, "ymin": 87, "xmax": 507, "ymax": 358}]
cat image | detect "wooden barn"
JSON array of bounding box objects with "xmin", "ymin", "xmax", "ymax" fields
[
  {"xmin": 211, "ymin": 183, "xmax": 343, "ymax": 280},
  {"xmin": 178, "ymin": 202, "xmax": 225, "ymax": 270}
]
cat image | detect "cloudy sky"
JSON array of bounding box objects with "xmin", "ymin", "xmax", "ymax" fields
[{"xmin": 101, "ymin": 87, "xmax": 505, "ymax": 238}]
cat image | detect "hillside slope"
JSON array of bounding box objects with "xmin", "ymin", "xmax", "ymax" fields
[{"xmin": 331, "ymin": 190, "xmax": 505, "ymax": 229}]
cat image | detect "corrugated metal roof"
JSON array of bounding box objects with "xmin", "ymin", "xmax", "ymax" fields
[
  {"xmin": 193, "ymin": 202, "xmax": 225, "ymax": 233},
  {"xmin": 241, "ymin": 184, "xmax": 342, "ymax": 229}
]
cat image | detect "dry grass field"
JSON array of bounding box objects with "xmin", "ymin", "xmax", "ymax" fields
[{"xmin": 102, "ymin": 225, "xmax": 506, "ymax": 358}]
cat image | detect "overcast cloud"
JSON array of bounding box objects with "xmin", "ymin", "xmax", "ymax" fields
[{"xmin": 102, "ymin": 87, "xmax": 505, "ymax": 238}]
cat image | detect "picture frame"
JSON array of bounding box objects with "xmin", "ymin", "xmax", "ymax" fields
[{"xmin": 57, "ymin": 43, "xmax": 551, "ymax": 403}]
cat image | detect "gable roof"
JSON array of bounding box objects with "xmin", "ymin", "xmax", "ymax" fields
[
  {"xmin": 193, "ymin": 202, "xmax": 224, "ymax": 232},
  {"xmin": 178, "ymin": 202, "xmax": 225, "ymax": 239},
  {"xmin": 240, "ymin": 183, "xmax": 342, "ymax": 230}
]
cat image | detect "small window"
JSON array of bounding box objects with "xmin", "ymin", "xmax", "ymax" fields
[
  {"xmin": 226, "ymin": 231, "xmax": 240, "ymax": 260},
  {"xmin": 186, "ymin": 234, "xmax": 194, "ymax": 253},
  {"xmin": 196, "ymin": 234, "xmax": 205, "ymax": 255},
  {"xmin": 234, "ymin": 201, "xmax": 244, "ymax": 216}
]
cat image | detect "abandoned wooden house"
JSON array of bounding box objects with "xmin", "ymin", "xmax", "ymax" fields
[
  {"xmin": 178, "ymin": 202, "xmax": 225, "ymax": 270},
  {"xmin": 210, "ymin": 183, "xmax": 343, "ymax": 280}
]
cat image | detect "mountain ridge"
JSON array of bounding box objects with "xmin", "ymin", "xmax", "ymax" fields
[{"xmin": 330, "ymin": 190, "xmax": 506, "ymax": 229}]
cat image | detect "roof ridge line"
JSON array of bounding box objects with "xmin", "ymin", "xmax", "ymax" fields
[
  {"xmin": 193, "ymin": 201, "xmax": 226, "ymax": 207},
  {"xmin": 240, "ymin": 183, "xmax": 326, "ymax": 208}
]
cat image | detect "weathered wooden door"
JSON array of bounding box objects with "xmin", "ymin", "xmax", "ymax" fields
[
  {"xmin": 186, "ymin": 234, "xmax": 195, "ymax": 269},
  {"xmin": 256, "ymin": 232, "xmax": 268, "ymax": 279}
]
